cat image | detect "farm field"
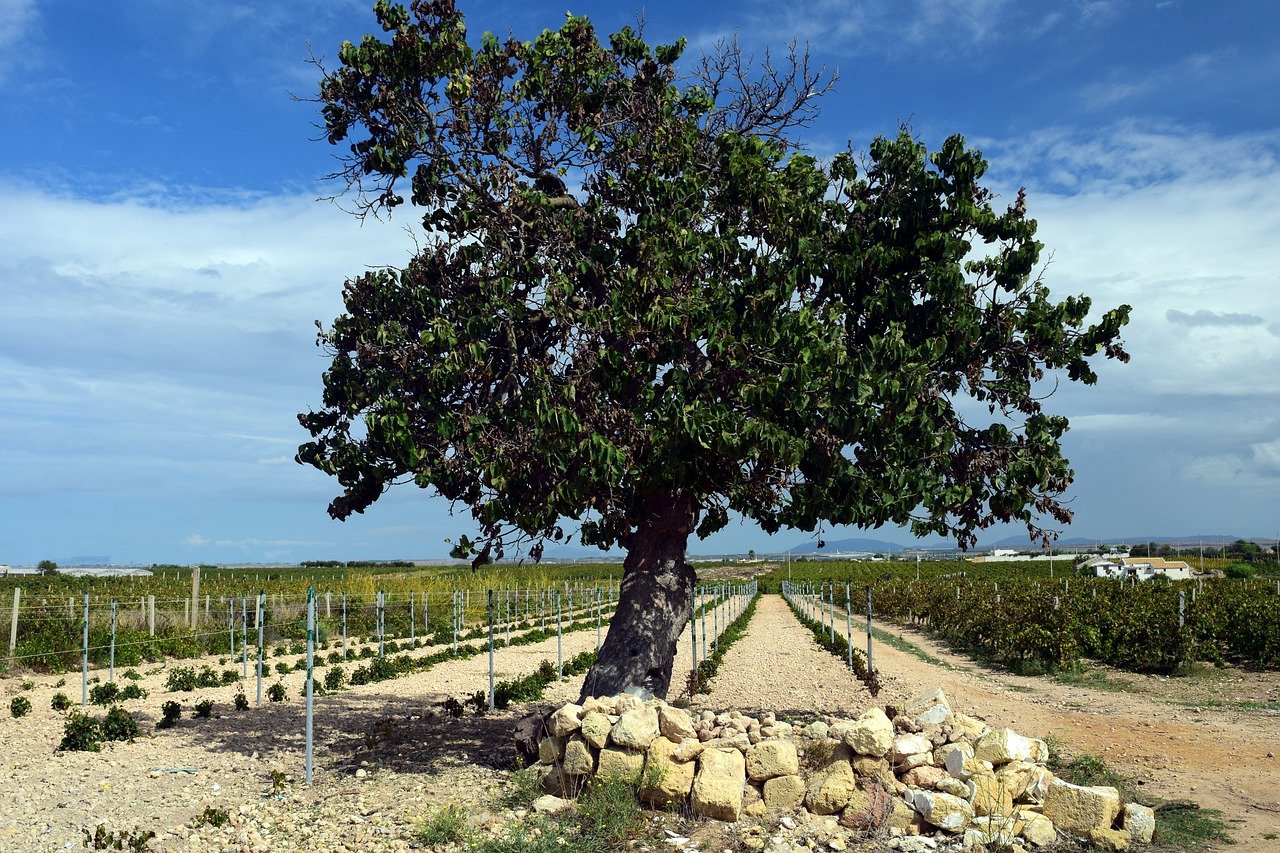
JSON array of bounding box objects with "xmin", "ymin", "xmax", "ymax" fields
[{"xmin": 1, "ymin": 563, "xmax": 1277, "ymax": 851}]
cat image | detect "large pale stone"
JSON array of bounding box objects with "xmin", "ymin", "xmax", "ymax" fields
[
  {"xmin": 1090, "ymin": 827, "xmax": 1131, "ymax": 852},
  {"xmin": 886, "ymin": 798, "xmax": 922, "ymax": 833},
  {"xmin": 997, "ymin": 761, "xmax": 1054, "ymax": 803},
  {"xmin": 548, "ymin": 703, "xmax": 584, "ymax": 737},
  {"xmin": 901, "ymin": 766, "xmax": 947, "ymax": 789},
  {"xmin": 806, "ymin": 721, "xmax": 830, "ymax": 740},
  {"xmin": 640, "ymin": 732, "xmax": 695, "ymax": 806},
  {"xmin": 912, "ymin": 789, "xmax": 974, "ymax": 833},
  {"xmin": 691, "ymin": 748, "xmax": 746, "ymax": 821},
  {"xmin": 970, "ymin": 770, "xmax": 1014, "ymax": 817},
  {"xmin": 596, "ymin": 747, "xmax": 645, "ymax": 781},
  {"xmin": 974, "ymin": 728, "xmax": 1035, "ymax": 766},
  {"xmin": 532, "ymin": 794, "xmax": 573, "ymax": 815},
  {"xmin": 674, "ymin": 732, "xmax": 749, "ymax": 761},
  {"xmin": 843, "ymin": 707, "xmax": 894, "ymax": 758},
  {"xmin": 951, "ymin": 712, "xmax": 989, "ymax": 742},
  {"xmin": 1041, "ymin": 780, "xmax": 1121, "ymax": 837},
  {"xmin": 581, "ymin": 695, "xmax": 617, "ymax": 716},
  {"xmin": 806, "ymin": 758, "xmax": 857, "ymax": 815},
  {"xmin": 1123, "ymin": 803, "xmax": 1156, "ymax": 844},
  {"xmin": 579, "ymin": 711, "xmax": 612, "ymax": 750},
  {"xmin": 941, "ymin": 742, "xmax": 975, "ymax": 779},
  {"xmin": 905, "ymin": 688, "xmax": 953, "ymax": 726},
  {"xmin": 562, "ymin": 735, "xmax": 595, "ymax": 776},
  {"xmin": 892, "ymin": 734, "xmax": 934, "ymax": 762},
  {"xmin": 1018, "ymin": 809, "xmax": 1057, "ymax": 847},
  {"xmin": 936, "ymin": 777, "xmax": 971, "ymax": 798},
  {"xmin": 762, "ymin": 774, "xmax": 806, "ymax": 811},
  {"xmin": 610, "ymin": 706, "xmax": 660, "ymax": 751},
  {"xmin": 746, "ymin": 740, "xmax": 799, "ymax": 781},
  {"xmin": 657, "ymin": 704, "xmax": 697, "ymax": 741}
]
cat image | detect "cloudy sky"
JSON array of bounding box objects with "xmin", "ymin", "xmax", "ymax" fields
[{"xmin": 1, "ymin": 1, "xmax": 1277, "ymax": 565}]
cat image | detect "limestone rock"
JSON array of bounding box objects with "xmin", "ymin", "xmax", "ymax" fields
[
  {"xmin": 912, "ymin": 789, "xmax": 974, "ymax": 833},
  {"xmin": 838, "ymin": 782, "xmax": 893, "ymax": 832},
  {"xmin": 691, "ymin": 748, "xmax": 746, "ymax": 821},
  {"xmin": 537, "ymin": 735, "xmax": 565, "ymax": 765},
  {"xmin": 762, "ymin": 774, "xmax": 806, "ymax": 811},
  {"xmin": 1123, "ymin": 803, "xmax": 1156, "ymax": 844},
  {"xmin": 674, "ymin": 732, "xmax": 750, "ymax": 762},
  {"xmin": 974, "ymin": 728, "xmax": 1035, "ymax": 766},
  {"xmin": 610, "ymin": 706, "xmax": 660, "ymax": 751},
  {"xmin": 548, "ymin": 703, "xmax": 584, "ymax": 737},
  {"xmin": 806, "ymin": 721, "xmax": 830, "ymax": 740},
  {"xmin": 905, "ymin": 689, "xmax": 953, "ymax": 726},
  {"xmin": 744, "ymin": 799, "xmax": 767, "ymax": 817},
  {"xmin": 562, "ymin": 735, "xmax": 596, "ymax": 776},
  {"xmin": 935, "ymin": 777, "xmax": 970, "ymax": 799},
  {"xmin": 970, "ymin": 770, "xmax": 1014, "ymax": 817},
  {"xmin": 1016, "ymin": 809, "xmax": 1056, "ymax": 847},
  {"xmin": 806, "ymin": 757, "xmax": 857, "ymax": 815},
  {"xmin": 843, "ymin": 707, "xmax": 894, "ymax": 758},
  {"xmin": 596, "ymin": 747, "xmax": 645, "ymax": 781},
  {"xmin": 579, "ymin": 711, "xmax": 612, "ymax": 750},
  {"xmin": 892, "ymin": 734, "xmax": 934, "ymax": 762},
  {"xmin": 901, "ymin": 766, "xmax": 947, "ymax": 789},
  {"xmin": 658, "ymin": 704, "xmax": 697, "ymax": 742},
  {"xmin": 640, "ymin": 732, "xmax": 695, "ymax": 807},
  {"xmin": 1041, "ymin": 780, "xmax": 1120, "ymax": 837},
  {"xmin": 581, "ymin": 695, "xmax": 617, "ymax": 716},
  {"xmin": 887, "ymin": 797, "xmax": 922, "ymax": 833},
  {"xmin": 950, "ymin": 712, "xmax": 989, "ymax": 742},
  {"xmin": 532, "ymin": 794, "xmax": 573, "ymax": 815},
  {"xmin": 941, "ymin": 742, "xmax": 975, "ymax": 779},
  {"xmin": 997, "ymin": 761, "xmax": 1053, "ymax": 804},
  {"xmin": 1090, "ymin": 827, "xmax": 1130, "ymax": 852},
  {"xmin": 746, "ymin": 740, "xmax": 799, "ymax": 782}
]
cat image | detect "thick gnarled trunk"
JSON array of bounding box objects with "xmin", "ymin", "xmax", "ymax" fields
[{"xmin": 578, "ymin": 494, "xmax": 696, "ymax": 701}]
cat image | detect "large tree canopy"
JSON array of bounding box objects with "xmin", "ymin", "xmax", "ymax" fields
[{"xmin": 298, "ymin": 0, "xmax": 1130, "ymax": 698}]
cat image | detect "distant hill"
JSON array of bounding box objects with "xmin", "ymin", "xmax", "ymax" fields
[{"xmin": 786, "ymin": 537, "xmax": 905, "ymax": 555}]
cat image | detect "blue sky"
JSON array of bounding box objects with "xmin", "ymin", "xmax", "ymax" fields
[{"xmin": 1, "ymin": 0, "xmax": 1278, "ymax": 565}]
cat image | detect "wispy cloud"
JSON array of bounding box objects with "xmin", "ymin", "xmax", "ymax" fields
[{"xmin": 1166, "ymin": 309, "xmax": 1266, "ymax": 328}]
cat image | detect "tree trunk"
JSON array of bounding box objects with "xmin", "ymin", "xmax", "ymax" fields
[{"xmin": 578, "ymin": 493, "xmax": 696, "ymax": 701}]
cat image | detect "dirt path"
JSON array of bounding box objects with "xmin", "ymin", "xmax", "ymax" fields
[
  {"xmin": 693, "ymin": 594, "xmax": 876, "ymax": 715},
  {"xmin": 795, "ymin": 595, "xmax": 1280, "ymax": 851}
]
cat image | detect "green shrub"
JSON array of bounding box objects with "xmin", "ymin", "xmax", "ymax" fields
[
  {"xmin": 274, "ymin": 662, "xmax": 290, "ymax": 676},
  {"xmin": 416, "ymin": 804, "xmax": 468, "ymax": 845},
  {"xmin": 165, "ymin": 667, "xmax": 197, "ymax": 692},
  {"xmin": 267, "ymin": 682, "xmax": 287, "ymax": 702},
  {"xmin": 157, "ymin": 700, "xmax": 182, "ymax": 729},
  {"xmin": 10, "ymin": 696, "xmax": 32, "ymax": 718},
  {"xmin": 122, "ymin": 668, "xmax": 142, "ymax": 681},
  {"xmin": 193, "ymin": 699, "xmax": 214, "ymax": 719},
  {"xmin": 193, "ymin": 806, "xmax": 229, "ymax": 828},
  {"xmin": 220, "ymin": 669, "xmax": 239, "ymax": 685},
  {"xmin": 89, "ymin": 682, "xmax": 121, "ymax": 705},
  {"xmin": 324, "ymin": 666, "xmax": 346, "ymax": 691},
  {"xmin": 59, "ymin": 712, "xmax": 103, "ymax": 751},
  {"xmin": 101, "ymin": 706, "xmax": 138, "ymax": 742},
  {"xmin": 1225, "ymin": 562, "xmax": 1255, "ymax": 579},
  {"xmin": 51, "ymin": 692, "xmax": 72, "ymax": 712},
  {"xmin": 119, "ymin": 683, "xmax": 148, "ymax": 701},
  {"xmin": 83, "ymin": 824, "xmax": 155, "ymax": 851},
  {"xmin": 234, "ymin": 691, "xmax": 249, "ymax": 711}
]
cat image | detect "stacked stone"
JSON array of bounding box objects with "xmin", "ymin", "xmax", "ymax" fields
[{"xmin": 531, "ymin": 688, "xmax": 1156, "ymax": 852}]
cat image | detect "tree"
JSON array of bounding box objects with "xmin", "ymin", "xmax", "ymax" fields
[
  {"xmin": 37, "ymin": 560, "xmax": 58, "ymax": 576},
  {"xmin": 298, "ymin": 0, "xmax": 1130, "ymax": 699}
]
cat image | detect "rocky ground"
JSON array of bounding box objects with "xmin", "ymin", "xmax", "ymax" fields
[{"xmin": 0, "ymin": 592, "xmax": 1275, "ymax": 851}]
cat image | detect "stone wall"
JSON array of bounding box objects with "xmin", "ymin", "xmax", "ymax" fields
[{"xmin": 529, "ymin": 688, "xmax": 1155, "ymax": 852}]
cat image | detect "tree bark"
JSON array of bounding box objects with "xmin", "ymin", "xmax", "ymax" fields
[{"xmin": 578, "ymin": 493, "xmax": 697, "ymax": 701}]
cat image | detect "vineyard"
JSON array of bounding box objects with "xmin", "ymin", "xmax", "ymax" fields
[{"xmin": 760, "ymin": 559, "xmax": 1280, "ymax": 674}]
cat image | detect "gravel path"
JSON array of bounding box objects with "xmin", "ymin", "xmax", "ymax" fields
[{"xmin": 692, "ymin": 594, "xmax": 876, "ymax": 717}]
